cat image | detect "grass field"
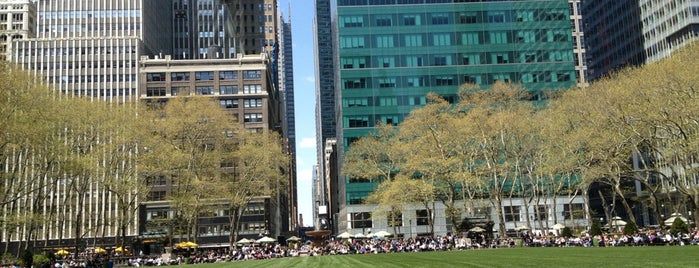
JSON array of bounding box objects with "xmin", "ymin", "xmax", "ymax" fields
[{"xmin": 186, "ymin": 246, "xmax": 699, "ymax": 268}]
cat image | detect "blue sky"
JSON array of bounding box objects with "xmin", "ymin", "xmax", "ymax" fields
[{"xmin": 279, "ymin": 1, "xmax": 317, "ymax": 227}]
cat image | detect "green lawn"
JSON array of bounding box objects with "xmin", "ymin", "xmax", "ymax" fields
[{"xmin": 186, "ymin": 246, "xmax": 699, "ymax": 268}]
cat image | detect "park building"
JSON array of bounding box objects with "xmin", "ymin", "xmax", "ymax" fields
[{"xmin": 323, "ymin": 0, "xmax": 582, "ymax": 237}]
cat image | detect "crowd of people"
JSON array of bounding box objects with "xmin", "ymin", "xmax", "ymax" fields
[{"xmin": 115, "ymin": 227, "xmax": 699, "ymax": 266}]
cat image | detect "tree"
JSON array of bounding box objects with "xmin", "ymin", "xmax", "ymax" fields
[
  {"xmin": 140, "ymin": 97, "xmax": 240, "ymax": 243},
  {"xmin": 219, "ymin": 130, "xmax": 289, "ymax": 248}
]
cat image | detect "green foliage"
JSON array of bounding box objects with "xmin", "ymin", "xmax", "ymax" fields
[
  {"xmin": 670, "ymin": 217, "xmax": 689, "ymax": 234},
  {"xmin": 560, "ymin": 227, "xmax": 574, "ymax": 238},
  {"xmin": 589, "ymin": 218, "xmax": 602, "ymax": 237},
  {"xmin": 1, "ymin": 253, "xmax": 17, "ymax": 266},
  {"xmin": 623, "ymin": 221, "xmax": 638, "ymax": 235},
  {"xmin": 33, "ymin": 254, "xmax": 51, "ymax": 266},
  {"xmin": 20, "ymin": 250, "xmax": 32, "ymax": 268}
]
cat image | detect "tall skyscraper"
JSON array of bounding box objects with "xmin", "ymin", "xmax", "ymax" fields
[
  {"xmin": 278, "ymin": 11, "xmax": 298, "ymax": 233},
  {"xmin": 313, "ymin": 0, "xmax": 337, "ymax": 223},
  {"xmin": 10, "ymin": 0, "xmax": 172, "ymax": 102},
  {"xmin": 0, "ymin": 0, "xmax": 36, "ymax": 61},
  {"xmin": 333, "ymin": 0, "xmax": 577, "ymax": 235},
  {"xmin": 171, "ymin": 0, "xmax": 277, "ymax": 59}
]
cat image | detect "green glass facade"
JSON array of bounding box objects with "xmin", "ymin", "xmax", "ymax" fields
[{"xmin": 338, "ymin": 0, "xmax": 576, "ymax": 204}]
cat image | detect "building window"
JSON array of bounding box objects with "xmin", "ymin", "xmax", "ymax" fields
[
  {"xmin": 432, "ymin": 33, "xmax": 452, "ymax": 46},
  {"xmin": 146, "ymin": 72, "xmax": 165, "ymax": 82},
  {"xmin": 405, "ymin": 56, "xmax": 424, "ymax": 67},
  {"xmin": 195, "ymin": 71, "xmax": 214, "ymax": 81},
  {"xmin": 408, "ymin": 96, "xmax": 426, "ymax": 106},
  {"xmin": 404, "ymin": 34, "xmax": 423, "ymax": 47},
  {"xmin": 171, "ymin": 86, "xmax": 189, "ymax": 96},
  {"xmin": 504, "ymin": 206, "xmax": 521, "ymax": 222},
  {"xmin": 487, "ymin": 11, "xmax": 507, "ymax": 23},
  {"xmin": 535, "ymin": 205, "xmax": 548, "ymax": 221},
  {"xmin": 375, "ymin": 35, "xmax": 395, "ymax": 48},
  {"xmin": 564, "ymin": 203, "xmax": 585, "ymax": 220},
  {"xmin": 378, "ymin": 57, "xmax": 395, "ymax": 68},
  {"xmin": 244, "ymin": 98, "xmax": 262, "ymax": 108},
  {"xmin": 220, "ymin": 99, "xmax": 239, "ymax": 109},
  {"xmin": 340, "ymin": 15, "xmax": 364, "ymax": 28},
  {"xmin": 458, "ymin": 12, "xmax": 478, "ymax": 24},
  {"xmin": 381, "ymin": 115, "xmax": 399, "ymax": 126},
  {"xmin": 343, "ymin": 98, "xmax": 368, "ymax": 107},
  {"xmin": 242, "ymin": 70, "xmax": 261, "ymax": 80},
  {"xmin": 351, "ymin": 212, "xmax": 372, "ymax": 229},
  {"xmin": 147, "ymin": 210, "xmax": 168, "ymax": 220},
  {"xmin": 341, "ymin": 57, "xmax": 367, "ymax": 69},
  {"xmin": 171, "ymin": 72, "xmax": 190, "ymax": 81},
  {"xmin": 340, "ymin": 36, "xmax": 366, "ymax": 49},
  {"xmin": 195, "ymin": 86, "xmax": 214, "ymax": 95},
  {"xmin": 434, "ymin": 76, "xmax": 454, "ymax": 86},
  {"xmin": 148, "ymin": 191, "xmax": 167, "ymax": 202},
  {"xmin": 406, "ymin": 77, "xmax": 425, "ymax": 87},
  {"xmin": 346, "ymin": 116, "xmax": 369, "ymax": 128},
  {"xmin": 243, "ymin": 113, "xmax": 263, "ymax": 123},
  {"xmin": 343, "ymin": 78, "xmax": 367, "ymax": 89},
  {"xmin": 146, "ymin": 176, "xmax": 167, "ymax": 186},
  {"xmin": 244, "ymin": 203, "xmax": 265, "ymax": 215},
  {"xmin": 387, "ymin": 211, "xmax": 402, "ymax": 227},
  {"xmin": 219, "ymin": 71, "xmax": 238, "ymax": 80},
  {"xmin": 375, "ymin": 15, "xmax": 392, "ymax": 26},
  {"xmin": 416, "ymin": 209, "xmax": 430, "ymax": 226},
  {"xmin": 146, "ymin": 87, "xmax": 166, "ymax": 97},
  {"xmin": 402, "ymin": 14, "xmax": 421, "ymax": 26},
  {"xmin": 243, "ymin": 84, "xmax": 262, "ymax": 94},
  {"xmin": 433, "ymin": 55, "xmax": 451, "ymax": 66},
  {"xmin": 461, "ymin": 32, "xmax": 480, "ymax": 45},
  {"xmin": 379, "ymin": 97, "xmax": 397, "ymax": 106},
  {"xmin": 431, "ymin": 14, "xmax": 449, "ymax": 25},
  {"xmin": 220, "ymin": 85, "xmax": 238, "ymax": 95},
  {"xmin": 489, "ymin": 31, "xmax": 509, "ymax": 44}
]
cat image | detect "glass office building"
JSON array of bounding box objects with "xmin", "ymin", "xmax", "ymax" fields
[{"xmin": 336, "ymin": 0, "xmax": 577, "ymax": 234}]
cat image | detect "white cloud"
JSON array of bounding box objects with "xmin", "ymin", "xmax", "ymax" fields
[
  {"xmin": 299, "ymin": 137, "xmax": 316, "ymax": 149},
  {"xmin": 305, "ymin": 76, "xmax": 315, "ymax": 83},
  {"xmin": 297, "ymin": 168, "xmax": 313, "ymax": 182}
]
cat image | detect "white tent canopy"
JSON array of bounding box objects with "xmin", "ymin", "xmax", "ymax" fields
[
  {"xmin": 336, "ymin": 232, "xmax": 352, "ymax": 239},
  {"xmin": 664, "ymin": 212, "xmax": 689, "ymax": 226}
]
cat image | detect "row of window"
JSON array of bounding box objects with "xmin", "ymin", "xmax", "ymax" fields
[
  {"xmin": 342, "ymin": 71, "xmax": 575, "ymax": 91},
  {"xmin": 147, "ymin": 70, "xmax": 260, "ymax": 82},
  {"xmin": 341, "ymin": 50, "xmax": 575, "ymax": 69},
  {"xmin": 59, "ymin": 88, "xmax": 136, "ymax": 97},
  {"xmin": 38, "ymin": 10, "xmax": 142, "ymax": 20},
  {"xmin": 54, "ymin": 74, "xmax": 136, "ymax": 83},
  {"xmin": 40, "ymin": 23, "xmax": 142, "ymax": 33},
  {"xmin": 18, "ymin": 46, "xmax": 137, "ymax": 56},
  {"xmin": 339, "ymin": 9, "xmax": 568, "ymax": 27},
  {"xmin": 343, "ymin": 95, "xmax": 426, "ymax": 108},
  {"xmin": 349, "ymin": 204, "xmax": 585, "ymax": 229},
  {"xmin": 339, "ymin": 30, "xmax": 571, "ymax": 49},
  {"xmin": 145, "ymin": 84, "xmax": 263, "ymax": 97}
]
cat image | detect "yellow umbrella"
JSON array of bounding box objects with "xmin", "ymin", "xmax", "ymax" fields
[
  {"xmin": 56, "ymin": 249, "xmax": 70, "ymax": 256},
  {"xmin": 115, "ymin": 247, "xmax": 128, "ymax": 253},
  {"xmin": 93, "ymin": 247, "xmax": 107, "ymax": 254},
  {"xmin": 176, "ymin": 241, "xmax": 198, "ymax": 248}
]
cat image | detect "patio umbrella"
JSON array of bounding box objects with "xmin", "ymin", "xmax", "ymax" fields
[
  {"xmin": 257, "ymin": 236, "xmax": 276, "ymax": 243},
  {"xmin": 552, "ymin": 223, "xmax": 566, "ymax": 230},
  {"xmin": 236, "ymin": 238, "xmax": 252, "ymax": 244},
  {"xmin": 115, "ymin": 247, "xmax": 128, "ymax": 253},
  {"xmin": 93, "ymin": 247, "xmax": 107, "ymax": 254},
  {"xmin": 176, "ymin": 241, "xmax": 198, "ymax": 248},
  {"xmin": 610, "ymin": 216, "xmax": 627, "ymax": 227},
  {"xmin": 286, "ymin": 236, "xmax": 302, "ymax": 242},
  {"xmin": 514, "ymin": 226, "xmax": 530, "ymax": 231},
  {"xmin": 373, "ymin": 230, "xmax": 392, "ymax": 238},
  {"xmin": 664, "ymin": 212, "xmax": 688, "ymax": 226},
  {"xmin": 56, "ymin": 249, "xmax": 70, "ymax": 256},
  {"xmin": 353, "ymin": 233, "xmax": 366, "ymax": 239},
  {"xmin": 469, "ymin": 226, "xmax": 486, "ymax": 233},
  {"xmin": 336, "ymin": 232, "xmax": 352, "ymax": 239}
]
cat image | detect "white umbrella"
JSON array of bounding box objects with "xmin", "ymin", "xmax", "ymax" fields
[
  {"xmin": 664, "ymin": 212, "xmax": 688, "ymax": 226},
  {"xmin": 286, "ymin": 236, "xmax": 302, "ymax": 242},
  {"xmin": 552, "ymin": 223, "xmax": 566, "ymax": 230},
  {"xmin": 257, "ymin": 236, "xmax": 276, "ymax": 243},
  {"xmin": 336, "ymin": 232, "xmax": 352, "ymax": 239},
  {"xmin": 353, "ymin": 233, "xmax": 366, "ymax": 239},
  {"xmin": 610, "ymin": 216, "xmax": 627, "ymax": 227},
  {"xmin": 373, "ymin": 230, "xmax": 392, "ymax": 238},
  {"xmin": 514, "ymin": 226, "xmax": 530, "ymax": 231},
  {"xmin": 236, "ymin": 238, "xmax": 252, "ymax": 244},
  {"xmin": 469, "ymin": 226, "xmax": 486, "ymax": 233}
]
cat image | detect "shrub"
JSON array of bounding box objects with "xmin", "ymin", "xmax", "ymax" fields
[
  {"xmin": 589, "ymin": 218, "xmax": 602, "ymax": 236},
  {"xmin": 623, "ymin": 221, "xmax": 638, "ymax": 235},
  {"xmin": 560, "ymin": 227, "xmax": 574, "ymax": 238},
  {"xmin": 670, "ymin": 217, "xmax": 689, "ymax": 235}
]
